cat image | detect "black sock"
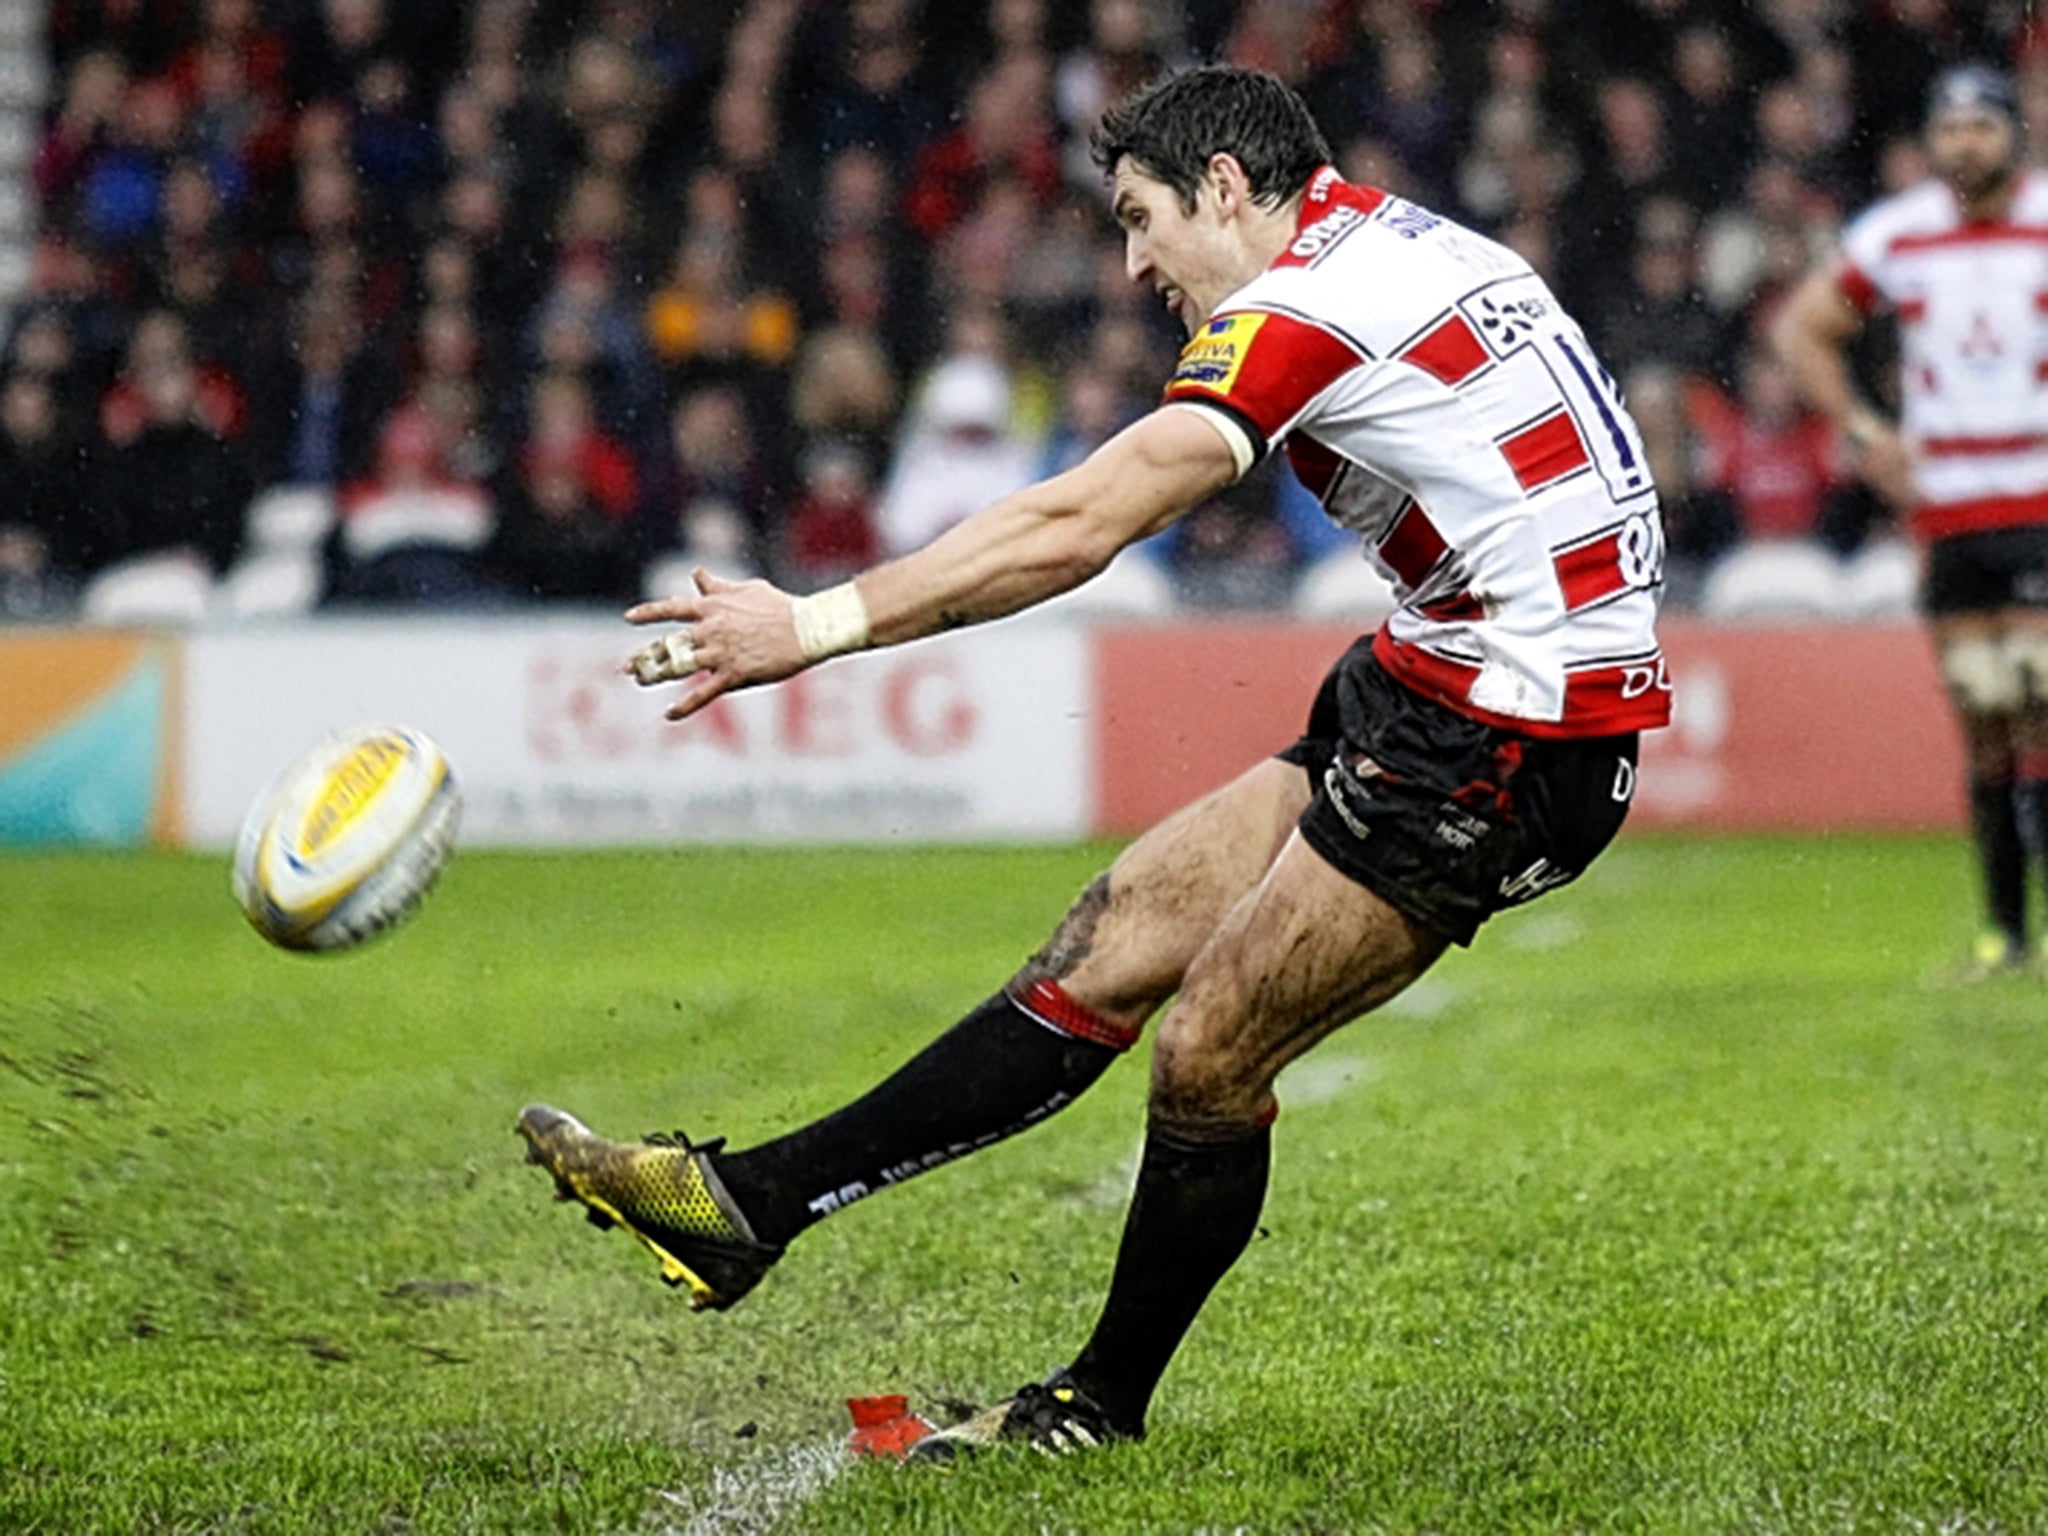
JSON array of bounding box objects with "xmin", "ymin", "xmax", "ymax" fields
[
  {"xmin": 1970, "ymin": 775, "xmax": 2027, "ymax": 949},
  {"xmin": 711, "ymin": 985, "xmax": 1134, "ymax": 1246},
  {"xmin": 1067, "ymin": 1116, "xmax": 1272, "ymax": 1436},
  {"xmin": 2022, "ymin": 774, "xmax": 2048, "ymax": 927}
]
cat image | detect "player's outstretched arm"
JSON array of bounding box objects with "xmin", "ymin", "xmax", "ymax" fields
[{"xmin": 626, "ymin": 405, "xmax": 1239, "ymax": 721}]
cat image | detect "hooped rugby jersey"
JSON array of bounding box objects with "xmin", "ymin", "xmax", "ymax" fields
[
  {"xmin": 1835, "ymin": 170, "xmax": 2048, "ymax": 542},
  {"xmin": 1163, "ymin": 167, "xmax": 1669, "ymax": 738}
]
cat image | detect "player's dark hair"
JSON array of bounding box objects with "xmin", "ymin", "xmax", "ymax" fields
[{"xmin": 1090, "ymin": 65, "xmax": 1333, "ymax": 212}]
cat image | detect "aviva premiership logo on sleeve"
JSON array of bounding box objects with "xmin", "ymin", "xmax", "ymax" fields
[{"xmin": 1171, "ymin": 312, "xmax": 1267, "ymax": 393}]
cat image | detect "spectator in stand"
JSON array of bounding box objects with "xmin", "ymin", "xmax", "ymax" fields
[
  {"xmin": 706, "ymin": 71, "xmax": 808, "ymax": 290},
  {"xmin": 645, "ymin": 173, "xmax": 800, "ymax": 389},
  {"xmin": 789, "ymin": 325, "xmax": 900, "ymax": 463},
  {"xmin": 1557, "ymin": 77, "xmax": 1682, "ymax": 320},
  {"xmin": 1691, "ymin": 346, "xmax": 1859, "ymax": 551},
  {"xmin": 170, "ymin": 0, "xmax": 293, "ymax": 212},
  {"xmin": 638, "ymin": 384, "xmax": 771, "ymax": 573},
  {"xmin": 245, "ymin": 291, "xmax": 392, "ymax": 490},
  {"xmin": 493, "ymin": 372, "xmax": 640, "ymax": 602},
  {"xmin": 798, "ymin": 0, "xmax": 942, "ymax": 173},
  {"xmin": 904, "ymin": 58, "xmax": 1062, "ymax": 243},
  {"xmin": 433, "ymin": 79, "xmax": 503, "ymax": 187},
  {"xmin": 1624, "ymin": 361, "xmax": 1731, "ymax": 600},
  {"xmin": 417, "ymin": 375, "xmax": 499, "ymax": 485},
  {"xmin": 1007, "ymin": 191, "xmax": 1104, "ymax": 350},
  {"xmin": 0, "ymin": 373, "xmax": 80, "ymax": 616},
  {"xmin": 1054, "ymin": 0, "xmax": 1168, "ymax": 191},
  {"xmin": 349, "ymin": 57, "xmax": 437, "ymax": 225},
  {"xmin": 330, "ymin": 403, "xmax": 497, "ymax": 604},
  {"xmin": 1159, "ymin": 463, "xmax": 1302, "ymax": 612},
  {"xmin": 779, "ymin": 438, "xmax": 879, "ymax": 591},
  {"xmin": 875, "ymin": 353, "xmax": 1039, "ymax": 557},
  {"xmin": 936, "ymin": 174, "xmax": 1039, "ymax": 315},
  {"xmin": 1753, "ymin": 76, "xmax": 1856, "ymax": 209},
  {"xmin": 5, "ymin": 301, "xmax": 98, "ymax": 446},
  {"xmin": 1698, "ymin": 159, "xmax": 1840, "ymax": 322},
  {"xmin": 288, "ymin": 0, "xmax": 397, "ymax": 109},
  {"xmin": 85, "ymin": 311, "xmax": 250, "ymax": 579},
  {"xmin": 1330, "ymin": 27, "xmax": 1461, "ymax": 210},
  {"xmin": 526, "ymin": 248, "xmax": 661, "ymax": 447},
  {"xmin": 100, "ymin": 307, "xmax": 244, "ymax": 444},
  {"xmin": 36, "ymin": 51, "xmax": 129, "ymax": 228},
  {"xmin": 421, "ymin": 293, "xmax": 515, "ymax": 421},
  {"xmin": 1589, "ymin": 198, "xmax": 1726, "ymax": 382},
  {"xmin": 1038, "ymin": 361, "xmax": 1138, "ymax": 479},
  {"xmin": 80, "ymin": 75, "xmax": 191, "ymax": 257},
  {"xmin": 1667, "ymin": 23, "xmax": 1753, "ymax": 210}
]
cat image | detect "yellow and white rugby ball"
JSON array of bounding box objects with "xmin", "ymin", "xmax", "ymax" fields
[{"xmin": 232, "ymin": 724, "xmax": 461, "ymax": 953}]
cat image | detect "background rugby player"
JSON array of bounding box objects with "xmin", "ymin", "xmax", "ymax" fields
[{"xmin": 1777, "ymin": 64, "xmax": 2048, "ymax": 978}]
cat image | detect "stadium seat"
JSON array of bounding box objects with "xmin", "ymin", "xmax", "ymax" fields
[
  {"xmin": 1838, "ymin": 537, "xmax": 1920, "ymax": 620},
  {"xmin": 1293, "ymin": 550, "xmax": 1399, "ymax": 625},
  {"xmin": 221, "ymin": 548, "xmax": 324, "ymax": 619},
  {"xmin": 244, "ymin": 486, "xmax": 338, "ymax": 553},
  {"xmin": 1695, "ymin": 540, "xmax": 1851, "ymax": 623},
  {"xmin": 79, "ymin": 550, "xmax": 216, "ymax": 626}
]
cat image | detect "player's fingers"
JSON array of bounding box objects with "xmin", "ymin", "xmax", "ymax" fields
[
  {"xmin": 693, "ymin": 566, "xmax": 738, "ymax": 595},
  {"xmin": 665, "ymin": 670, "xmax": 732, "ymax": 721},
  {"xmin": 626, "ymin": 628, "xmax": 701, "ymax": 685},
  {"xmin": 624, "ymin": 595, "xmax": 703, "ymax": 626}
]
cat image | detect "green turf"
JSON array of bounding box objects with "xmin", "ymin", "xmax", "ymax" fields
[{"xmin": 2, "ymin": 834, "xmax": 2045, "ymax": 1535}]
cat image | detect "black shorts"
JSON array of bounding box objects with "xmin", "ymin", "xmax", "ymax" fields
[
  {"xmin": 1277, "ymin": 639, "xmax": 1639, "ymax": 947},
  {"xmin": 1923, "ymin": 527, "xmax": 2048, "ymax": 615}
]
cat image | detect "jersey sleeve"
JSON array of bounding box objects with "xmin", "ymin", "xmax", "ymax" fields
[
  {"xmin": 1160, "ymin": 308, "xmax": 1367, "ymax": 475},
  {"xmin": 1833, "ymin": 206, "xmax": 1893, "ymax": 315}
]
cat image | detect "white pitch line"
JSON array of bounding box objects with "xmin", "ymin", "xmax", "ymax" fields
[{"xmin": 651, "ymin": 1438, "xmax": 848, "ymax": 1536}]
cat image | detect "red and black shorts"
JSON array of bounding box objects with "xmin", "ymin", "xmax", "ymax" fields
[{"xmin": 1277, "ymin": 638, "xmax": 1639, "ymax": 947}]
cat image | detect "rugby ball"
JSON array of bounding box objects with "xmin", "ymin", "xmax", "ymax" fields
[{"xmin": 232, "ymin": 724, "xmax": 460, "ymax": 953}]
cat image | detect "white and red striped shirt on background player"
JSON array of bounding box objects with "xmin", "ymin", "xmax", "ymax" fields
[
  {"xmin": 1161, "ymin": 166, "xmax": 1670, "ymax": 739},
  {"xmin": 1835, "ymin": 169, "xmax": 2048, "ymax": 542}
]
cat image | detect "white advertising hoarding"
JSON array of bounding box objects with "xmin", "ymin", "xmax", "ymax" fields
[{"xmin": 183, "ymin": 615, "xmax": 1092, "ymax": 846}]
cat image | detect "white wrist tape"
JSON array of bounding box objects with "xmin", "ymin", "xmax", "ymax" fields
[{"xmin": 790, "ymin": 582, "xmax": 872, "ymax": 663}]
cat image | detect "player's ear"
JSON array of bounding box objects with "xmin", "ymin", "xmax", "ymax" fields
[{"xmin": 1205, "ymin": 153, "xmax": 1250, "ymax": 216}]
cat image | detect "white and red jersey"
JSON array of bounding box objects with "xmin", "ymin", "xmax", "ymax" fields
[
  {"xmin": 1836, "ymin": 170, "xmax": 2048, "ymax": 542},
  {"xmin": 1161, "ymin": 167, "xmax": 1669, "ymax": 739}
]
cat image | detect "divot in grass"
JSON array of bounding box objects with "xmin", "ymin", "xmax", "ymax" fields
[{"xmin": 652, "ymin": 1438, "xmax": 846, "ymax": 1536}]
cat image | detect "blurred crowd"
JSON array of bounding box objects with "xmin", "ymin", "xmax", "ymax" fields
[{"xmin": 2, "ymin": 0, "xmax": 2043, "ymax": 622}]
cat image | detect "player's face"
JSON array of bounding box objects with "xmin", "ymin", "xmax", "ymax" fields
[
  {"xmin": 1110, "ymin": 158, "xmax": 1244, "ymax": 336},
  {"xmin": 1928, "ymin": 108, "xmax": 2017, "ymax": 203}
]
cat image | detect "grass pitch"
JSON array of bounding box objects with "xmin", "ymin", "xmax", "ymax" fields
[{"xmin": 2, "ymin": 835, "xmax": 2045, "ymax": 1535}]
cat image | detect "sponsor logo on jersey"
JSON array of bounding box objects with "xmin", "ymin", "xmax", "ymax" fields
[
  {"xmin": 1171, "ymin": 312, "xmax": 1268, "ymax": 392},
  {"xmin": 1379, "ymin": 199, "xmax": 1443, "ymax": 240},
  {"xmin": 1289, "ymin": 204, "xmax": 1365, "ymax": 260}
]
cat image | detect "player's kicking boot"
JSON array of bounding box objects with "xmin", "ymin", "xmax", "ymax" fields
[
  {"xmin": 516, "ymin": 1104, "xmax": 782, "ymax": 1310},
  {"xmin": 909, "ymin": 1369, "xmax": 1140, "ymax": 1462}
]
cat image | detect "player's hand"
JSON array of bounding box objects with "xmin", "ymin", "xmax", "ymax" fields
[
  {"xmin": 1848, "ymin": 418, "xmax": 1916, "ymax": 509},
  {"xmin": 624, "ymin": 568, "xmax": 808, "ymax": 722}
]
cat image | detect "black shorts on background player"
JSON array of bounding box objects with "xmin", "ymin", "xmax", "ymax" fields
[
  {"xmin": 1922, "ymin": 526, "xmax": 2048, "ymax": 615},
  {"xmin": 1279, "ymin": 641, "xmax": 1638, "ymax": 946}
]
